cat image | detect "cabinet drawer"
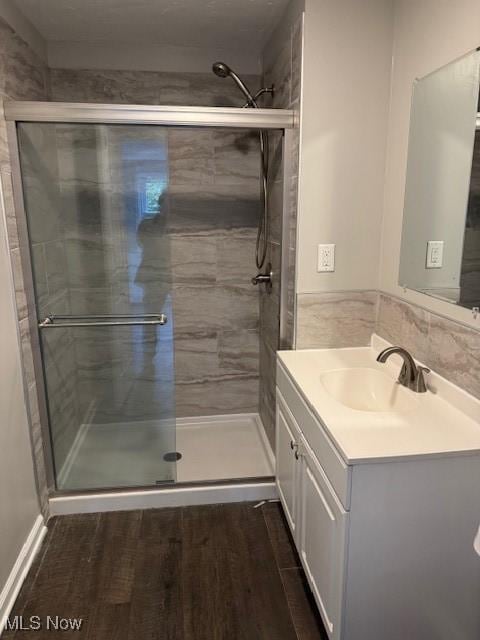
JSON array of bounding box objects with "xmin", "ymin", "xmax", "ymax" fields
[{"xmin": 277, "ymin": 361, "xmax": 351, "ymax": 510}]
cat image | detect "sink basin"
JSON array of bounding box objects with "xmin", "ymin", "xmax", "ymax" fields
[
  {"xmin": 319, "ymin": 367, "xmax": 417, "ymax": 412},
  {"xmin": 278, "ymin": 340, "xmax": 480, "ymax": 463}
]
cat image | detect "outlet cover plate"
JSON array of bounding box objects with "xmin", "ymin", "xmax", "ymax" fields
[
  {"xmin": 318, "ymin": 244, "xmax": 335, "ymax": 272},
  {"xmin": 426, "ymin": 240, "xmax": 444, "ymax": 269}
]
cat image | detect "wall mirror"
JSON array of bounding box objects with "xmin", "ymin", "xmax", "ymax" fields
[{"xmin": 399, "ymin": 49, "xmax": 480, "ymax": 309}]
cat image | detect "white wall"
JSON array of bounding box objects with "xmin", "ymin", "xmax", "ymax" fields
[
  {"xmin": 0, "ymin": 181, "xmax": 40, "ymax": 603},
  {"xmin": 296, "ymin": 0, "xmax": 393, "ymax": 294},
  {"xmin": 380, "ymin": 0, "xmax": 480, "ymax": 328},
  {"xmin": 0, "ymin": 0, "xmax": 46, "ymax": 61}
]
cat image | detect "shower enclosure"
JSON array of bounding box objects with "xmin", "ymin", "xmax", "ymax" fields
[{"xmin": 6, "ymin": 102, "xmax": 294, "ymax": 496}]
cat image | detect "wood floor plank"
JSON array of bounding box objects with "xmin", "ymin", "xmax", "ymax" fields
[
  {"xmin": 6, "ymin": 503, "xmax": 326, "ymax": 640},
  {"xmin": 224, "ymin": 503, "xmax": 299, "ymax": 640},
  {"xmin": 281, "ymin": 568, "xmax": 328, "ymax": 640},
  {"xmin": 92, "ymin": 510, "xmax": 142, "ymax": 606},
  {"xmin": 86, "ymin": 603, "xmax": 131, "ymax": 640},
  {"xmin": 182, "ymin": 503, "xmax": 299, "ymax": 640},
  {"xmin": 139, "ymin": 507, "xmax": 183, "ymax": 543},
  {"xmin": 181, "ymin": 504, "xmax": 237, "ymax": 640},
  {"xmin": 12, "ymin": 514, "xmax": 101, "ymax": 639},
  {"xmin": 262, "ymin": 501, "xmax": 300, "ymax": 570},
  {"xmin": 126, "ymin": 509, "xmax": 183, "ymax": 640}
]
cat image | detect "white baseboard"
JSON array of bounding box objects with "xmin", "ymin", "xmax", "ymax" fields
[
  {"xmin": 49, "ymin": 481, "xmax": 277, "ymax": 516},
  {"xmin": 0, "ymin": 515, "xmax": 47, "ymax": 636}
]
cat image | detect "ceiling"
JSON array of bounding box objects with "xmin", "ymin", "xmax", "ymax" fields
[{"xmin": 12, "ymin": 0, "xmax": 289, "ymax": 50}]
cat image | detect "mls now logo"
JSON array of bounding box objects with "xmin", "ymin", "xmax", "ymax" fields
[{"xmin": 5, "ymin": 616, "xmax": 83, "ymax": 631}]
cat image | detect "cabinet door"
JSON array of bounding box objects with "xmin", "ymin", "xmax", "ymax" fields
[
  {"xmin": 299, "ymin": 446, "xmax": 348, "ymax": 640},
  {"xmin": 276, "ymin": 400, "xmax": 300, "ymax": 535}
]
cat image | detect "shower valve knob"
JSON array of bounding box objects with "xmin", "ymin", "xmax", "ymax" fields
[
  {"xmin": 251, "ymin": 263, "xmax": 273, "ymax": 292},
  {"xmin": 251, "ymin": 274, "xmax": 271, "ymax": 285}
]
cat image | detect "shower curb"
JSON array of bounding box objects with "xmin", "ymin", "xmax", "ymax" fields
[{"xmin": 48, "ymin": 481, "xmax": 277, "ymax": 516}]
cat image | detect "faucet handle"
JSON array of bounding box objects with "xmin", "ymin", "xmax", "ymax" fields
[{"xmin": 414, "ymin": 366, "xmax": 430, "ymax": 393}]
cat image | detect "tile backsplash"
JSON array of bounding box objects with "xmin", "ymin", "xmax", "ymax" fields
[
  {"xmin": 295, "ymin": 289, "xmax": 480, "ymax": 401},
  {"xmin": 376, "ymin": 293, "xmax": 480, "ymax": 401},
  {"xmin": 296, "ymin": 290, "xmax": 377, "ymax": 349}
]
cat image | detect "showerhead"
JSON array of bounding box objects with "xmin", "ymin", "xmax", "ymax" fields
[
  {"xmin": 212, "ymin": 61, "xmax": 231, "ymax": 78},
  {"xmin": 211, "ymin": 60, "xmax": 257, "ymax": 107}
]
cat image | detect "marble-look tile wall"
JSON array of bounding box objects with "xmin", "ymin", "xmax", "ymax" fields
[
  {"xmin": 49, "ymin": 69, "xmax": 261, "ymax": 108},
  {"xmin": 376, "ymin": 292, "xmax": 480, "ymax": 401},
  {"xmin": 50, "ymin": 123, "xmax": 145, "ymax": 430},
  {"xmin": 259, "ymin": 10, "xmax": 303, "ymax": 447},
  {"xmin": 167, "ymin": 177, "xmax": 261, "ymax": 417},
  {"xmin": 0, "ymin": 16, "xmax": 50, "ymax": 514},
  {"xmin": 296, "ymin": 288, "xmax": 480, "ymax": 402},
  {"xmin": 296, "ymin": 291, "xmax": 378, "ymax": 349},
  {"xmin": 18, "ymin": 123, "xmax": 82, "ymax": 477},
  {"xmin": 49, "ymin": 71, "xmax": 263, "ymax": 419}
]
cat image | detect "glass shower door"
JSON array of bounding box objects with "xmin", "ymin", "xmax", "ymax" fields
[{"xmin": 17, "ymin": 122, "xmax": 176, "ymax": 490}]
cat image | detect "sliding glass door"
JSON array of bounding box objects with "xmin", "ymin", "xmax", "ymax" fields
[{"xmin": 18, "ymin": 122, "xmax": 176, "ymax": 490}]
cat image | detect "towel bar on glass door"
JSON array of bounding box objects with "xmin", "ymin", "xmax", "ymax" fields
[{"xmin": 38, "ymin": 314, "xmax": 168, "ymax": 328}]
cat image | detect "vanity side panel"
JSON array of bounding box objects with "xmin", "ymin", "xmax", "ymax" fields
[
  {"xmin": 277, "ymin": 361, "xmax": 352, "ymax": 509},
  {"xmin": 343, "ymin": 456, "xmax": 480, "ymax": 640}
]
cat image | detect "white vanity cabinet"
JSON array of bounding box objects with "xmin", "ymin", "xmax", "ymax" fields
[
  {"xmin": 276, "ymin": 402, "xmax": 300, "ymax": 534},
  {"xmin": 277, "ymin": 391, "xmax": 348, "ymax": 640},
  {"xmin": 297, "ymin": 437, "xmax": 348, "ymax": 639},
  {"xmin": 276, "ymin": 359, "xmax": 480, "ymax": 640}
]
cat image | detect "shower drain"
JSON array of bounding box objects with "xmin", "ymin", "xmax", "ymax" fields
[{"xmin": 163, "ymin": 451, "xmax": 182, "ymax": 462}]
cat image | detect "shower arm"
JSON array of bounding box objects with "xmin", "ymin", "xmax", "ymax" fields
[{"xmin": 241, "ymin": 87, "xmax": 275, "ymax": 108}]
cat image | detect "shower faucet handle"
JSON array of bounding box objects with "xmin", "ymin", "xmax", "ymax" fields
[
  {"xmin": 251, "ymin": 274, "xmax": 271, "ymax": 285},
  {"xmin": 251, "ymin": 263, "xmax": 273, "ymax": 292}
]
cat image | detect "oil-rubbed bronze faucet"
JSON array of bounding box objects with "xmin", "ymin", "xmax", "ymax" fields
[{"xmin": 376, "ymin": 347, "xmax": 430, "ymax": 393}]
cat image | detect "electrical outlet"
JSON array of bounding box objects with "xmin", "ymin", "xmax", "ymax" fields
[
  {"xmin": 317, "ymin": 244, "xmax": 335, "ymax": 272},
  {"xmin": 426, "ymin": 240, "xmax": 444, "ymax": 269}
]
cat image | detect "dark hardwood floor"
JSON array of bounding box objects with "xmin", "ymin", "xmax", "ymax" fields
[{"xmin": 4, "ymin": 502, "xmax": 327, "ymax": 639}]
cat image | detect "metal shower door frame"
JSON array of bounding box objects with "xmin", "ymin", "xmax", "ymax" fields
[
  {"xmin": 5, "ymin": 100, "xmax": 297, "ymax": 494},
  {"xmin": 5, "ymin": 101, "xmax": 294, "ymax": 129}
]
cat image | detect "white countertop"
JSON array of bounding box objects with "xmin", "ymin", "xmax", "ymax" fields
[{"xmin": 278, "ymin": 335, "xmax": 480, "ymax": 464}]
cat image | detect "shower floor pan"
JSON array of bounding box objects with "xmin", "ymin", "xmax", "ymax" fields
[{"xmin": 57, "ymin": 413, "xmax": 274, "ymax": 491}]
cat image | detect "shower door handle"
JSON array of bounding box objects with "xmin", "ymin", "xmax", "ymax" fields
[{"xmin": 38, "ymin": 314, "xmax": 168, "ymax": 328}]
